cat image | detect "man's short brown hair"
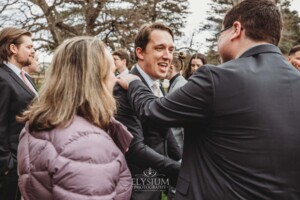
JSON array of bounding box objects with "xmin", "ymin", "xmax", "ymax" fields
[
  {"xmin": 223, "ymin": 0, "xmax": 282, "ymax": 46},
  {"xmin": 289, "ymin": 45, "xmax": 300, "ymax": 56},
  {"xmin": 134, "ymin": 22, "xmax": 174, "ymax": 60},
  {"xmin": 112, "ymin": 49, "xmax": 130, "ymax": 67},
  {"xmin": 0, "ymin": 27, "xmax": 32, "ymax": 64}
]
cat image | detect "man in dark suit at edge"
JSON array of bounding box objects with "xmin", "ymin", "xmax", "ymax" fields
[
  {"xmin": 114, "ymin": 22, "xmax": 181, "ymax": 200},
  {"xmin": 0, "ymin": 27, "xmax": 37, "ymax": 200},
  {"xmin": 117, "ymin": 0, "xmax": 300, "ymax": 199}
]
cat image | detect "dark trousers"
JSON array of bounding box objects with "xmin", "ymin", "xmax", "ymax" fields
[{"xmin": 0, "ymin": 169, "xmax": 21, "ymax": 200}]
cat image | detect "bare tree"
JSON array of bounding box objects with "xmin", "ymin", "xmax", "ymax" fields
[{"xmin": 0, "ymin": 0, "xmax": 189, "ymax": 54}]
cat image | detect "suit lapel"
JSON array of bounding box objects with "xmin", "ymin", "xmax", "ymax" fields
[
  {"xmin": 130, "ymin": 65, "xmax": 151, "ymax": 90},
  {"xmin": 131, "ymin": 64, "xmax": 165, "ymax": 96},
  {"xmin": 2, "ymin": 64, "xmax": 35, "ymax": 97},
  {"xmin": 25, "ymin": 73, "xmax": 38, "ymax": 92}
]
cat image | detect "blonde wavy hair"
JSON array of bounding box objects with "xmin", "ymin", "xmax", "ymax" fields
[{"xmin": 20, "ymin": 36, "xmax": 116, "ymax": 131}]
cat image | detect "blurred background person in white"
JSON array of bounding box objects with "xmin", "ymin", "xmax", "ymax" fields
[{"xmin": 113, "ymin": 49, "xmax": 131, "ymax": 76}]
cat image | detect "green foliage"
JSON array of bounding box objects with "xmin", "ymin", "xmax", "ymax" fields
[{"xmin": 202, "ymin": 0, "xmax": 300, "ymax": 62}]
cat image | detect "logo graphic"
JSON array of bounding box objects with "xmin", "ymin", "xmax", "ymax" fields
[{"xmin": 132, "ymin": 168, "xmax": 169, "ymax": 191}]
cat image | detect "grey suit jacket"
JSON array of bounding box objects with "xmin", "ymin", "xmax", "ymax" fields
[
  {"xmin": 127, "ymin": 44, "xmax": 300, "ymax": 200},
  {"xmin": 168, "ymin": 74, "xmax": 187, "ymax": 150},
  {"xmin": 169, "ymin": 74, "xmax": 187, "ymax": 94}
]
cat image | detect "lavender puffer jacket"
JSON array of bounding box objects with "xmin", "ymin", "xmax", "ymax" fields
[{"xmin": 18, "ymin": 116, "xmax": 132, "ymax": 200}]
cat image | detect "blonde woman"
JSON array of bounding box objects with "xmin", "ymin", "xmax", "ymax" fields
[{"xmin": 17, "ymin": 36, "xmax": 133, "ymax": 200}]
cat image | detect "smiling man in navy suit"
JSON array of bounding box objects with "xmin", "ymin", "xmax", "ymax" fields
[{"xmin": 0, "ymin": 27, "xmax": 37, "ymax": 200}]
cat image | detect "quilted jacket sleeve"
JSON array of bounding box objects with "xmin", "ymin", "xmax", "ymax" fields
[{"xmin": 115, "ymin": 155, "xmax": 132, "ymax": 200}]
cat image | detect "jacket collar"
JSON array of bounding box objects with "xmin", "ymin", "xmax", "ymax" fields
[
  {"xmin": 238, "ymin": 44, "xmax": 282, "ymax": 59},
  {"xmin": 1, "ymin": 63, "xmax": 36, "ymax": 97},
  {"xmin": 130, "ymin": 64, "xmax": 150, "ymax": 89}
]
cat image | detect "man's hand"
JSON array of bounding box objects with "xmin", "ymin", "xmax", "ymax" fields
[{"xmin": 116, "ymin": 74, "xmax": 141, "ymax": 90}]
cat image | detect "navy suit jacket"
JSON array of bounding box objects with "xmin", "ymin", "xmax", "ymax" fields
[
  {"xmin": 127, "ymin": 44, "xmax": 300, "ymax": 200},
  {"xmin": 0, "ymin": 63, "xmax": 37, "ymax": 174},
  {"xmin": 114, "ymin": 66, "xmax": 181, "ymax": 195}
]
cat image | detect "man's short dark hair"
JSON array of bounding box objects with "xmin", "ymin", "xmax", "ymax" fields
[
  {"xmin": 289, "ymin": 45, "xmax": 300, "ymax": 56},
  {"xmin": 223, "ymin": 0, "xmax": 282, "ymax": 46},
  {"xmin": 134, "ymin": 22, "xmax": 174, "ymax": 60},
  {"xmin": 112, "ymin": 49, "xmax": 130, "ymax": 67},
  {"xmin": 0, "ymin": 27, "xmax": 32, "ymax": 64}
]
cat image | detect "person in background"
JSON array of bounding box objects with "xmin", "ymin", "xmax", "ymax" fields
[
  {"xmin": 0, "ymin": 27, "xmax": 36, "ymax": 200},
  {"xmin": 113, "ymin": 49, "xmax": 131, "ymax": 76},
  {"xmin": 17, "ymin": 36, "xmax": 133, "ymax": 200},
  {"xmin": 288, "ymin": 45, "xmax": 300, "ymax": 70},
  {"xmin": 165, "ymin": 51, "xmax": 187, "ymax": 150},
  {"xmin": 117, "ymin": 0, "xmax": 300, "ymax": 199},
  {"xmin": 182, "ymin": 53, "xmax": 207, "ymax": 79},
  {"xmin": 114, "ymin": 22, "xmax": 181, "ymax": 200},
  {"xmin": 23, "ymin": 52, "xmax": 39, "ymax": 74},
  {"xmin": 166, "ymin": 51, "xmax": 187, "ymax": 93}
]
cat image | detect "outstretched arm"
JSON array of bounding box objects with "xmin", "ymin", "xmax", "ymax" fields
[{"xmin": 127, "ymin": 66, "xmax": 214, "ymax": 128}]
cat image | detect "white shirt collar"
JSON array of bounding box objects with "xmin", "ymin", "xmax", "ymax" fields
[
  {"xmin": 4, "ymin": 61, "xmax": 23, "ymax": 78},
  {"xmin": 4, "ymin": 61, "xmax": 38, "ymax": 96},
  {"xmin": 135, "ymin": 64, "xmax": 158, "ymax": 88}
]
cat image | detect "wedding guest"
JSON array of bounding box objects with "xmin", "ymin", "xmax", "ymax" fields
[
  {"xmin": 182, "ymin": 53, "xmax": 207, "ymax": 79},
  {"xmin": 0, "ymin": 27, "xmax": 36, "ymax": 200},
  {"xmin": 17, "ymin": 36, "xmax": 133, "ymax": 200}
]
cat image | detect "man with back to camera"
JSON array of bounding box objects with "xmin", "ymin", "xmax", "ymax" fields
[
  {"xmin": 0, "ymin": 27, "xmax": 37, "ymax": 200},
  {"xmin": 117, "ymin": 0, "xmax": 300, "ymax": 199},
  {"xmin": 288, "ymin": 45, "xmax": 300, "ymax": 70},
  {"xmin": 114, "ymin": 22, "xmax": 181, "ymax": 200},
  {"xmin": 112, "ymin": 49, "xmax": 131, "ymax": 76}
]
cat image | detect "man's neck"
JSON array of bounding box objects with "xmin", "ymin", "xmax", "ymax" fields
[
  {"xmin": 8, "ymin": 58, "xmax": 22, "ymax": 69},
  {"xmin": 118, "ymin": 66, "xmax": 127, "ymax": 73},
  {"xmin": 137, "ymin": 62, "xmax": 157, "ymax": 81}
]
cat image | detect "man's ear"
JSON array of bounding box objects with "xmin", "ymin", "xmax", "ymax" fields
[
  {"xmin": 230, "ymin": 21, "xmax": 243, "ymax": 41},
  {"xmin": 122, "ymin": 59, "xmax": 126, "ymax": 66},
  {"xmin": 136, "ymin": 47, "xmax": 144, "ymax": 60},
  {"xmin": 9, "ymin": 44, "xmax": 18, "ymax": 54},
  {"xmin": 169, "ymin": 65, "xmax": 174, "ymax": 71}
]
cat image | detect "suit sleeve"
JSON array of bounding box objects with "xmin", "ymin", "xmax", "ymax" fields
[
  {"xmin": 127, "ymin": 65, "xmax": 214, "ymax": 128},
  {"xmin": 114, "ymin": 85, "xmax": 180, "ymax": 186},
  {"xmin": 0, "ymin": 77, "xmax": 12, "ymax": 174},
  {"xmin": 166, "ymin": 129, "xmax": 182, "ymax": 161}
]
